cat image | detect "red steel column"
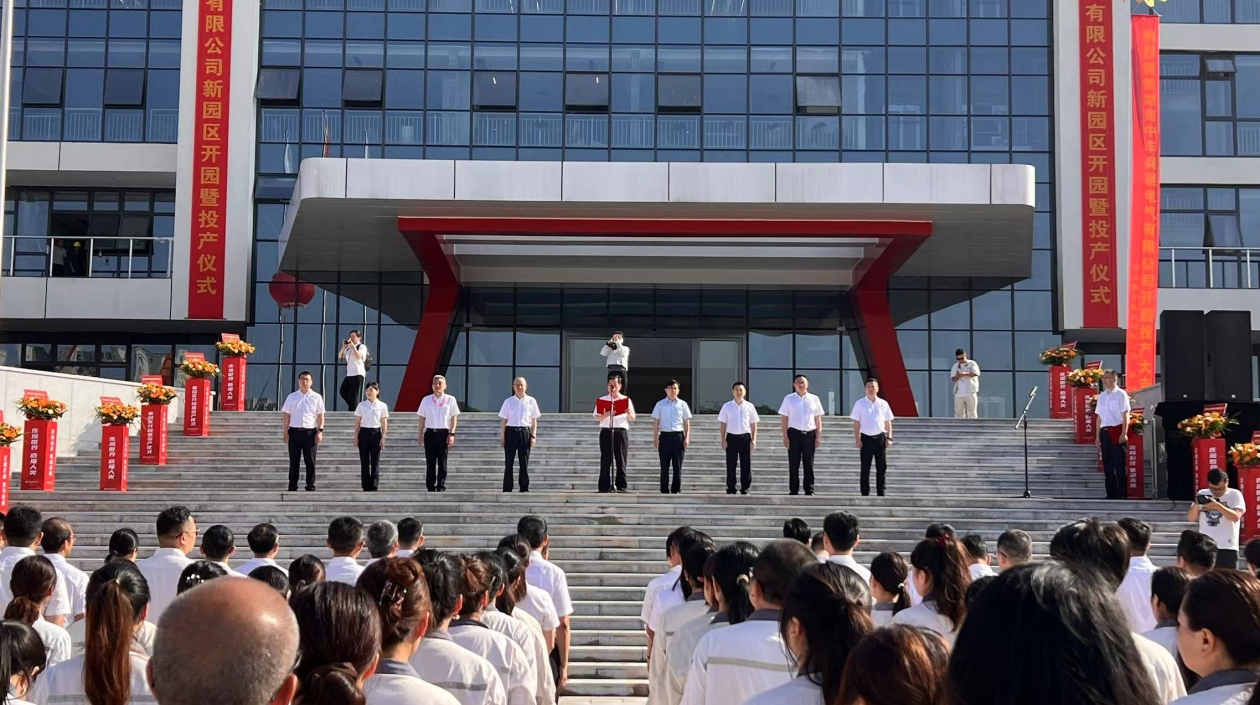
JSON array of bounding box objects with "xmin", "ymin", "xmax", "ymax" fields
[{"xmin": 397, "ymin": 230, "xmax": 461, "ymax": 413}]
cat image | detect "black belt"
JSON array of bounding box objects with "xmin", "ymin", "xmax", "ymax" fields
[
  {"xmin": 508, "ymin": 426, "xmax": 531, "ymax": 432},
  {"xmin": 289, "ymin": 427, "xmax": 316, "ymax": 432},
  {"xmin": 788, "ymin": 428, "xmax": 816, "ymax": 434},
  {"xmin": 726, "ymin": 432, "xmax": 751, "ymax": 438},
  {"xmin": 861, "ymin": 432, "xmax": 885, "ymax": 438},
  {"xmin": 424, "ymin": 428, "xmax": 450, "ymax": 433},
  {"xmin": 660, "ymin": 431, "xmax": 684, "ymax": 435}
]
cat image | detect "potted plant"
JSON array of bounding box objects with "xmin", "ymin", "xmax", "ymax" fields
[
  {"xmin": 1229, "ymin": 441, "xmax": 1260, "ymax": 469},
  {"xmin": 0, "ymin": 422, "xmax": 21, "ymax": 448},
  {"xmin": 136, "ymin": 383, "xmax": 179, "ymax": 406},
  {"xmin": 179, "ymin": 359, "xmax": 220, "ymax": 379},
  {"xmin": 17, "ymin": 397, "xmax": 68, "ymax": 421},
  {"xmin": 95, "ymin": 402, "xmax": 140, "ymax": 427},
  {"xmin": 1177, "ymin": 412, "xmax": 1238, "ymax": 440},
  {"xmin": 1127, "ymin": 408, "xmax": 1147, "ymax": 435},
  {"xmin": 214, "ymin": 339, "xmax": 256, "ymax": 358},
  {"xmin": 1039, "ymin": 346, "xmax": 1080, "ymax": 367},
  {"xmin": 1066, "ymin": 368, "xmax": 1105, "ymax": 388}
]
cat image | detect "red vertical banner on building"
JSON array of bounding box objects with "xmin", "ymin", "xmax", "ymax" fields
[
  {"xmin": 1127, "ymin": 14, "xmax": 1161, "ymax": 390},
  {"xmin": 186, "ymin": 0, "xmax": 233, "ymax": 319},
  {"xmin": 1079, "ymin": 0, "xmax": 1118, "ymax": 328}
]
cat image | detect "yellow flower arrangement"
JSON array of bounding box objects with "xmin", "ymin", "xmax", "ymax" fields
[
  {"xmin": 180, "ymin": 359, "xmax": 220, "ymax": 379},
  {"xmin": 95, "ymin": 403, "xmax": 140, "ymax": 427},
  {"xmin": 1039, "ymin": 346, "xmax": 1081, "ymax": 366},
  {"xmin": 136, "ymin": 383, "xmax": 179, "ymax": 406},
  {"xmin": 17, "ymin": 397, "xmax": 68, "ymax": 421},
  {"xmin": 0, "ymin": 423, "xmax": 21, "ymax": 447},
  {"xmin": 215, "ymin": 340, "xmax": 257, "ymax": 358},
  {"xmin": 1066, "ymin": 368, "xmax": 1105, "ymax": 388},
  {"xmin": 1230, "ymin": 442, "xmax": 1260, "ymax": 468},
  {"xmin": 1177, "ymin": 412, "xmax": 1238, "ymax": 440}
]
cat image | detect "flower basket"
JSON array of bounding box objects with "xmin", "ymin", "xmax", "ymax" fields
[
  {"xmin": 1128, "ymin": 409, "xmax": 1147, "ymax": 435},
  {"xmin": 1177, "ymin": 412, "xmax": 1238, "ymax": 440},
  {"xmin": 95, "ymin": 403, "xmax": 140, "ymax": 427},
  {"xmin": 1230, "ymin": 442, "xmax": 1260, "ymax": 468},
  {"xmin": 0, "ymin": 423, "xmax": 21, "ymax": 448},
  {"xmin": 136, "ymin": 383, "xmax": 178, "ymax": 406},
  {"xmin": 1066, "ymin": 368, "xmax": 1105, "ymax": 389},
  {"xmin": 180, "ymin": 359, "xmax": 220, "ymax": 379},
  {"xmin": 1039, "ymin": 346, "xmax": 1081, "ymax": 367},
  {"xmin": 214, "ymin": 340, "xmax": 256, "ymax": 358},
  {"xmin": 17, "ymin": 397, "xmax": 67, "ymax": 421}
]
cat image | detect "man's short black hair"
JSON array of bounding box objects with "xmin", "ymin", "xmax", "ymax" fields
[
  {"xmin": 866, "ymin": 377, "xmax": 879, "ymax": 385},
  {"xmin": 732, "ymin": 381, "xmax": 746, "ymax": 390},
  {"xmin": 782, "ymin": 519, "xmax": 810, "ymax": 545},
  {"xmin": 955, "ymin": 348, "xmax": 966, "ymax": 356},
  {"xmin": 327, "ymin": 516, "xmax": 365, "ymax": 554},
  {"xmin": 3, "ymin": 506, "xmax": 42, "ymax": 547},
  {"xmin": 810, "ymin": 532, "xmax": 826, "ymax": 553},
  {"xmin": 1245, "ymin": 538, "xmax": 1260, "ymax": 572},
  {"xmin": 155, "ymin": 506, "xmax": 192, "ymax": 540},
  {"xmin": 349, "ymin": 329, "xmax": 361, "ymax": 337},
  {"xmin": 1177, "ymin": 530, "xmax": 1218, "ymax": 573},
  {"xmin": 1151, "ymin": 567, "xmax": 1192, "ymax": 615},
  {"xmin": 997, "ymin": 529, "xmax": 1033, "ymax": 563},
  {"xmin": 961, "ymin": 534, "xmax": 988, "ymax": 561},
  {"xmin": 665, "ymin": 379, "xmax": 679, "ymax": 388},
  {"xmin": 517, "ymin": 516, "xmax": 548, "ymax": 550},
  {"xmin": 925, "ymin": 523, "xmax": 956, "ymax": 540},
  {"xmin": 1116, "ymin": 518, "xmax": 1152, "ymax": 553},
  {"xmin": 202, "ymin": 525, "xmax": 235, "ymax": 561},
  {"xmin": 40, "ymin": 518, "xmax": 73, "ymax": 554},
  {"xmin": 398, "ymin": 518, "xmax": 424, "ymax": 546},
  {"xmin": 823, "ymin": 511, "xmax": 860, "ymax": 552},
  {"xmin": 793, "ymin": 374, "xmax": 807, "ymax": 382},
  {"xmin": 246, "ymin": 523, "xmax": 279, "ymax": 555},
  {"xmin": 298, "ymin": 370, "xmax": 313, "ymax": 380},
  {"xmin": 1049, "ymin": 518, "xmax": 1130, "ymax": 590},
  {"xmin": 1207, "ymin": 468, "xmax": 1227, "ymax": 485}
]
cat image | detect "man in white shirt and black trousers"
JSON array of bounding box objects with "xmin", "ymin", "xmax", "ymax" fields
[
  {"xmin": 850, "ymin": 378, "xmax": 894, "ymax": 497},
  {"xmin": 281, "ymin": 370, "xmax": 325, "ymax": 492},
  {"xmin": 779, "ymin": 374, "xmax": 825, "ymax": 495},
  {"xmin": 718, "ymin": 382, "xmax": 759, "ymax": 495},
  {"xmin": 601, "ymin": 331, "xmax": 630, "ymax": 390},
  {"xmin": 1094, "ymin": 369, "xmax": 1131, "ymax": 500},
  {"xmin": 500, "ymin": 376, "xmax": 542, "ymax": 493},
  {"xmin": 338, "ymin": 329, "xmax": 368, "ymax": 409},
  {"xmin": 417, "ymin": 374, "xmax": 460, "ymax": 492},
  {"xmin": 595, "ymin": 376, "xmax": 636, "ymax": 493},
  {"xmin": 651, "ymin": 380, "xmax": 692, "ymax": 495}
]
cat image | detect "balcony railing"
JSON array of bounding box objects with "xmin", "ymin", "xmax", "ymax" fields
[
  {"xmin": 4, "ymin": 236, "xmax": 174, "ymax": 279},
  {"xmin": 1160, "ymin": 246, "xmax": 1260, "ymax": 289}
]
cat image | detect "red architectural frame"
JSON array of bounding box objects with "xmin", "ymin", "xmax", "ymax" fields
[{"xmin": 396, "ymin": 217, "xmax": 932, "ymax": 415}]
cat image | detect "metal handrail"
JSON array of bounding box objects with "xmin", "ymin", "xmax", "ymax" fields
[
  {"xmin": 1160, "ymin": 246, "xmax": 1258, "ymax": 289},
  {"xmin": 2, "ymin": 235, "xmax": 175, "ymax": 279}
]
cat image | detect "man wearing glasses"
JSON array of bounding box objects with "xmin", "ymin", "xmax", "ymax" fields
[
  {"xmin": 950, "ymin": 348, "xmax": 982, "ymax": 419},
  {"xmin": 137, "ymin": 506, "xmax": 197, "ymax": 622}
]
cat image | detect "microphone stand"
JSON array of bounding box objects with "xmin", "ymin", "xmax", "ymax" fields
[{"xmin": 1015, "ymin": 386, "xmax": 1037, "ymax": 499}]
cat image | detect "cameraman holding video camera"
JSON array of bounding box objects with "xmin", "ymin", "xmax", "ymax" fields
[
  {"xmin": 338, "ymin": 329, "xmax": 368, "ymax": 409},
  {"xmin": 601, "ymin": 331, "xmax": 630, "ymax": 391},
  {"xmin": 1188, "ymin": 468, "xmax": 1246, "ymax": 569}
]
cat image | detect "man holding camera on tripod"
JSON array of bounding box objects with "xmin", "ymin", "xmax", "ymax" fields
[{"xmin": 338, "ymin": 330, "xmax": 368, "ymax": 409}]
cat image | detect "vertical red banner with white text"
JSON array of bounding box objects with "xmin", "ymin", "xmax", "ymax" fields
[
  {"xmin": 1079, "ymin": 0, "xmax": 1118, "ymax": 328},
  {"xmin": 1127, "ymin": 14, "xmax": 1160, "ymax": 391},
  {"xmin": 186, "ymin": 0, "xmax": 233, "ymax": 319}
]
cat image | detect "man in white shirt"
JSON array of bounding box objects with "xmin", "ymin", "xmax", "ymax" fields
[
  {"xmin": 418, "ymin": 374, "xmax": 460, "ymax": 493},
  {"xmin": 594, "ymin": 376, "xmax": 636, "ymax": 494},
  {"xmin": 200, "ymin": 525, "xmax": 243, "ymax": 576},
  {"xmin": 0, "ymin": 506, "xmax": 72, "ymax": 626},
  {"xmin": 849, "ymin": 377, "xmax": 895, "ymax": 497},
  {"xmin": 500, "ymin": 377, "xmax": 542, "ymax": 493},
  {"xmin": 519, "ymin": 516, "xmax": 573, "ymax": 690},
  {"xmin": 961, "ymin": 534, "xmax": 997, "ymax": 580},
  {"xmin": 137, "ymin": 505, "xmax": 197, "ymax": 623},
  {"xmin": 718, "ymin": 382, "xmax": 759, "ymax": 495},
  {"xmin": 821, "ymin": 511, "xmax": 871, "ymax": 581},
  {"xmin": 950, "ymin": 348, "xmax": 982, "ymax": 418},
  {"xmin": 652, "ymin": 381, "xmax": 693, "ymax": 495},
  {"xmin": 1094, "ymin": 369, "xmax": 1131, "ymax": 500},
  {"xmin": 779, "ymin": 374, "xmax": 825, "ymax": 496},
  {"xmin": 366, "ymin": 519, "xmax": 399, "ymax": 565},
  {"xmin": 41, "ymin": 518, "xmax": 88, "ymax": 622},
  {"xmin": 1188, "ymin": 468, "xmax": 1245, "ymax": 568},
  {"xmin": 325, "ymin": 516, "xmax": 366, "ymax": 585},
  {"xmin": 338, "ymin": 328, "xmax": 368, "ymax": 409},
  {"xmin": 236, "ymin": 523, "xmax": 286, "ymax": 577},
  {"xmin": 600, "ymin": 331, "xmax": 630, "ymax": 390},
  {"xmin": 396, "ymin": 518, "xmax": 425, "ymax": 558},
  {"xmin": 1116, "ymin": 517, "xmax": 1159, "ymax": 633},
  {"xmin": 281, "ymin": 370, "xmax": 325, "ymax": 492}
]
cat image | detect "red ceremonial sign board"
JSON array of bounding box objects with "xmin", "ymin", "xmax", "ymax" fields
[
  {"xmin": 1127, "ymin": 407, "xmax": 1145, "ymax": 499},
  {"xmin": 1241, "ymin": 466, "xmax": 1260, "ymax": 540},
  {"xmin": 1079, "ymin": 0, "xmax": 1118, "ymax": 328},
  {"xmin": 184, "ymin": 352, "xmax": 206, "ymax": 363},
  {"xmin": 221, "ymin": 332, "xmax": 240, "ymax": 343},
  {"xmin": 1125, "ymin": 15, "xmax": 1161, "ymax": 390},
  {"xmin": 140, "ymin": 405, "xmax": 169, "ymax": 465},
  {"xmin": 1205, "ymin": 403, "xmax": 1228, "ymax": 416},
  {"xmin": 1085, "ymin": 360, "xmax": 1103, "ymax": 370},
  {"xmin": 1193, "ymin": 437, "xmax": 1226, "ymax": 491},
  {"xmin": 1049, "ymin": 365, "xmax": 1072, "ymax": 419},
  {"xmin": 1074, "ymin": 387, "xmax": 1096, "ymax": 445},
  {"xmin": 21, "ymin": 420, "xmax": 57, "ymax": 491},
  {"xmin": 184, "ymin": 378, "xmax": 212, "ymax": 437},
  {"xmin": 22, "ymin": 390, "xmax": 47, "ymax": 401},
  {"xmin": 100, "ymin": 425, "xmax": 129, "ymax": 492},
  {"xmin": 141, "ymin": 375, "xmax": 165, "ymax": 386},
  {"xmin": 221, "ymin": 356, "xmax": 247, "ymax": 411},
  {"xmin": 186, "ymin": 0, "xmax": 234, "ymax": 319}
]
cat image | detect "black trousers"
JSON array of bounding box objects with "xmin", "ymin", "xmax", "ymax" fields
[
  {"xmin": 424, "ymin": 428, "xmax": 450, "ymax": 492},
  {"xmin": 658, "ymin": 432, "xmax": 685, "ymax": 494},
  {"xmin": 358, "ymin": 428, "xmax": 382, "ymax": 491},
  {"xmin": 860, "ymin": 432, "xmax": 888, "ymax": 496},
  {"xmin": 599, "ymin": 427, "xmax": 628, "ymax": 492},
  {"xmin": 725, "ymin": 433, "xmax": 752, "ymax": 493},
  {"xmin": 1100, "ymin": 427, "xmax": 1127, "ymax": 499},
  {"xmin": 787, "ymin": 428, "xmax": 817, "ymax": 494},
  {"xmin": 504, "ymin": 427, "xmax": 532, "ymax": 492},
  {"xmin": 1218, "ymin": 549, "xmax": 1240, "ymax": 570},
  {"xmin": 340, "ymin": 374, "xmax": 364, "ymax": 409},
  {"xmin": 287, "ymin": 428, "xmax": 317, "ymax": 490},
  {"xmin": 607, "ymin": 365, "xmax": 628, "ymax": 391}
]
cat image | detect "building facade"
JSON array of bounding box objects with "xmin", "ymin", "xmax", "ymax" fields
[{"xmin": 0, "ymin": 0, "xmax": 1256, "ymax": 416}]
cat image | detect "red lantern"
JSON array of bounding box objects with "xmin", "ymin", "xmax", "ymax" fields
[{"xmin": 268, "ymin": 272, "xmax": 316, "ymax": 309}]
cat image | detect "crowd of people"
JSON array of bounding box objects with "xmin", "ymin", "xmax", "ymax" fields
[{"xmin": 0, "ymin": 501, "xmax": 1257, "ymax": 705}]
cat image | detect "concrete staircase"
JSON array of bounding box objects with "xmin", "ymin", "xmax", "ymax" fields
[{"xmin": 15, "ymin": 412, "xmax": 1191, "ymax": 703}]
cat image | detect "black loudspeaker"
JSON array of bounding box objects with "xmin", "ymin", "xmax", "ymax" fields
[
  {"xmin": 1160, "ymin": 310, "xmax": 1206, "ymax": 400},
  {"xmin": 1205, "ymin": 310, "xmax": 1254, "ymax": 401}
]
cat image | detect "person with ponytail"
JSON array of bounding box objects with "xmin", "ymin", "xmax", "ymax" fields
[
  {"xmin": 893, "ymin": 537, "xmax": 971, "ymax": 645},
  {"xmin": 448, "ymin": 556, "xmax": 535, "ymax": 705},
  {"xmin": 837, "ymin": 625, "xmax": 950, "ymax": 705},
  {"xmin": 290, "ymin": 581, "xmax": 380, "ymax": 705},
  {"xmin": 104, "ymin": 531, "xmax": 139, "ymax": 565},
  {"xmin": 0, "ymin": 621, "xmax": 48, "ymax": 704},
  {"xmin": 495, "ymin": 536, "xmax": 558, "ymax": 654},
  {"xmin": 4, "ymin": 557, "xmax": 70, "ymax": 668},
  {"xmin": 869, "ymin": 552, "xmax": 912, "ymax": 627},
  {"xmin": 29, "ymin": 561, "xmax": 153, "ymax": 705},
  {"xmin": 355, "ymin": 558, "xmax": 459, "ymax": 705},
  {"xmin": 476, "ymin": 552, "xmax": 551, "ymax": 705},
  {"xmin": 288, "ymin": 555, "xmax": 326, "ymax": 592},
  {"xmin": 649, "ymin": 544, "xmax": 714, "ymax": 705},
  {"xmin": 175, "ymin": 561, "xmax": 227, "ymax": 595},
  {"xmin": 745, "ymin": 562, "xmax": 874, "ymax": 705},
  {"xmin": 680, "ymin": 540, "xmax": 816, "ymax": 705},
  {"xmin": 666, "ymin": 542, "xmax": 758, "ymax": 705},
  {"xmin": 1174, "ymin": 570, "xmax": 1260, "ymax": 705}
]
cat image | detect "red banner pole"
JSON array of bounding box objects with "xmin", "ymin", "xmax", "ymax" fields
[
  {"xmin": 1079, "ymin": 0, "xmax": 1119, "ymax": 328},
  {"xmin": 1126, "ymin": 14, "xmax": 1161, "ymax": 389}
]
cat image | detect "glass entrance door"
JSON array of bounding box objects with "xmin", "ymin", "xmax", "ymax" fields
[
  {"xmin": 693, "ymin": 339, "xmax": 741, "ymax": 413},
  {"xmin": 565, "ymin": 334, "xmax": 742, "ymax": 412}
]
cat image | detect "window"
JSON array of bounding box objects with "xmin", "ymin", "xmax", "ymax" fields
[
  {"xmin": 256, "ymin": 68, "xmax": 301, "ymax": 102},
  {"xmin": 343, "ymin": 69, "xmax": 384, "ymax": 104},
  {"xmin": 23, "ymin": 68, "xmax": 63, "ymax": 105},
  {"xmin": 657, "ymin": 74, "xmax": 701, "ymax": 112},
  {"xmin": 565, "ymin": 73, "xmax": 609, "ymax": 112},
  {"xmin": 473, "ymin": 71, "xmax": 517, "ymax": 110},
  {"xmin": 795, "ymin": 75, "xmax": 840, "ymax": 114},
  {"xmin": 1159, "ymin": 186, "xmax": 1260, "ymax": 288},
  {"xmin": 1160, "ymin": 52, "xmax": 1260, "ymax": 157}
]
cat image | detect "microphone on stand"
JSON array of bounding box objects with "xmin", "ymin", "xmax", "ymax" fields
[{"xmin": 1029, "ymin": 386, "xmax": 1038, "ymax": 398}]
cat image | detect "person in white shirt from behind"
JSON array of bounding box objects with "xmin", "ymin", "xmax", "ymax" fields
[
  {"xmin": 396, "ymin": 518, "xmax": 425, "ymax": 559},
  {"xmin": 325, "ymin": 516, "xmax": 367, "ymax": 586},
  {"xmin": 478, "ymin": 552, "xmax": 554, "ymax": 705},
  {"xmin": 365, "ymin": 520, "xmax": 399, "ymax": 567},
  {"xmin": 648, "ymin": 545, "xmax": 714, "ymax": 705},
  {"xmin": 600, "ymin": 331, "xmax": 630, "ymax": 390},
  {"xmin": 961, "ymin": 534, "xmax": 998, "ymax": 580},
  {"xmin": 1189, "ymin": 468, "xmax": 1246, "ymax": 570},
  {"xmin": 744, "ymin": 562, "xmax": 874, "ymax": 705},
  {"xmin": 1174, "ymin": 570, "xmax": 1260, "ymax": 705},
  {"xmin": 356, "ymin": 557, "xmax": 461, "ymax": 705},
  {"xmin": 0, "ymin": 507, "xmax": 71, "ymax": 628},
  {"xmin": 518, "ymin": 516, "xmax": 573, "ymax": 689},
  {"xmin": 136, "ymin": 505, "xmax": 196, "ymax": 624},
  {"xmin": 680, "ymin": 540, "xmax": 817, "ymax": 705},
  {"xmin": 412, "ymin": 552, "xmax": 509, "ymax": 705},
  {"xmin": 235, "ymin": 523, "xmax": 286, "ymax": 578},
  {"xmin": 0, "ymin": 621, "xmax": 48, "ymax": 705},
  {"xmin": 199, "ymin": 525, "xmax": 244, "ymax": 577},
  {"xmin": 641, "ymin": 527, "xmax": 694, "ymax": 656},
  {"xmin": 354, "ymin": 381, "xmax": 390, "ymax": 492},
  {"xmin": 4, "ymin": 556, "xmax": 71, "ymax": 669},
  {"xmin": 499, "ymin": 377, "xmax": 542, "ymax": 494},
  {"xmin": 31, "ymin": 561, "xmax": 154, "ymax": 705},
  {"xmin": 868, "ymin": 552, "xmax": 913, "ymax": 628},
  {"xmin": 1117, "ymin": 517, "xmax": 1161, "ymax": 633},
  {"xmin": 448, "ymin": 555, "xmax": 536, "ymax": 705},
  {"xmin": 647, "ymin": 534, "xmax": 714, "ymax": 705},
  {"xmin": 718, "ymin": 382, "xmax": 759, "ymax": 495},
  {"xmin": 821, "ymin": 511, "xmax": 871, "ymax": 583},
  {"xmin": 39, "ymin": 519, "xmax": 88, "ymax": 624},
  {"xmin": 497, "ymin": 535, "xmax": 558, "ymax": 653},
  {"xmin": 893, "ymin": 537, "xmax": 972, "ymax": 647},
  {"xmin": 1144, "ymin": 566, "xmax": 1192, "ymax": 660},
  {"xmin": 950, "ymin": 347, "xmax": 982, "ymax": 418},
  {"xmin": 67, "ymin": 530, "xmax": 156, "ymax": 660}
]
